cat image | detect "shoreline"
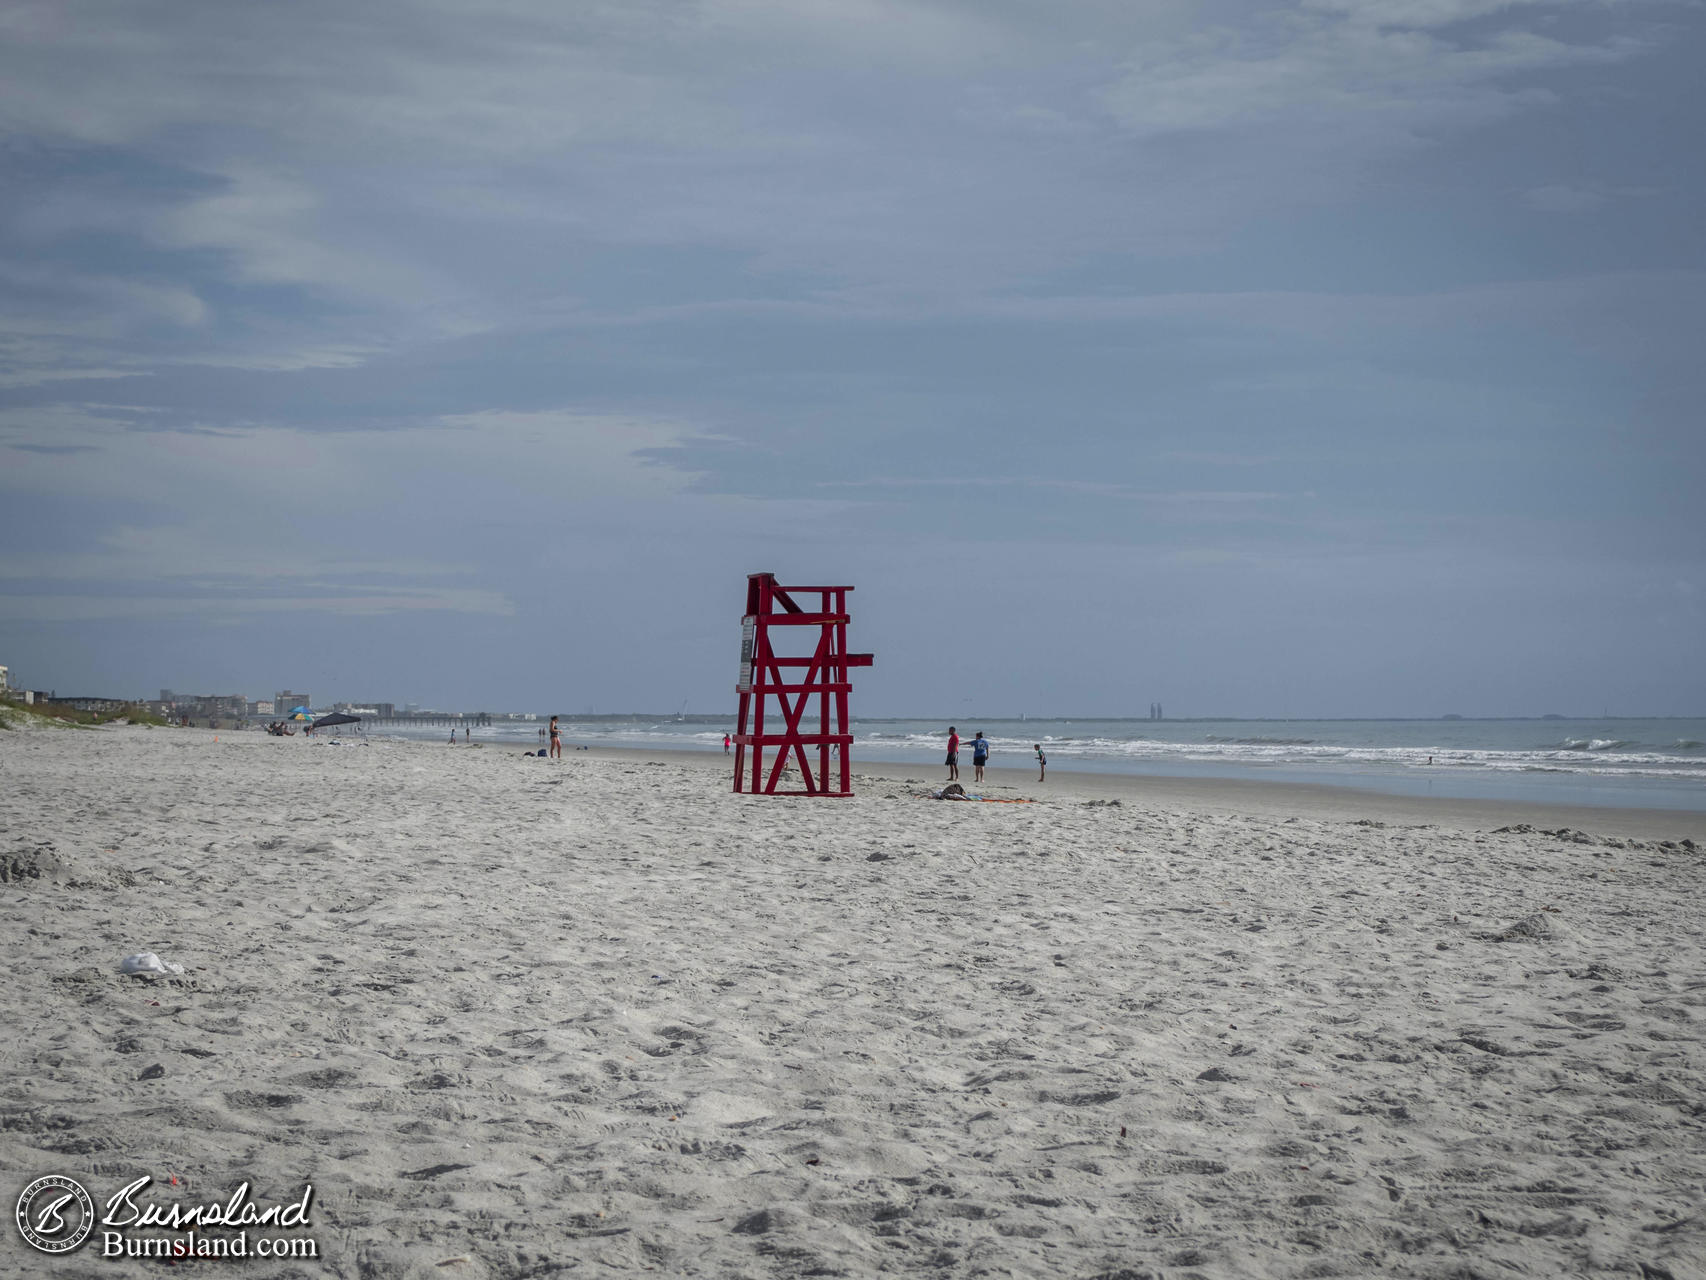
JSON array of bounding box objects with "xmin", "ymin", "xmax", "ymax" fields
[
  {"xmin": 39, "ymin": 722, "xmax": 1703, "ymax": 841},
  {"xmin": 594, "ymin": 744, "xmax": 1706, "ymax": 842},
  {"xmin": 364, "ymin": 715, "xmax": 1706, "ymax": 821}
]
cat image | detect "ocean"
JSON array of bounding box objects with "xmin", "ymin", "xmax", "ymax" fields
[{"xmin": 374, "ymin": 715, "xmax": 1706, "ymax": 813}]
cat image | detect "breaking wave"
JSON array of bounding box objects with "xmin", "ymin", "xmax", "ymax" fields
[{"xmin": 389, "ymin": 717, "xmax": 1706, "ymax": 793}]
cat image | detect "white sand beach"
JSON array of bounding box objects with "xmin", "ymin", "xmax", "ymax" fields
[{"xmin": 3, "ymin": 724, "xmax": 1703, "ymax": 1278}]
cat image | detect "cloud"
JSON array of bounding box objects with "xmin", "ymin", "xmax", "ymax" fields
[
  {"xmin": 1300, "ymin": 0, "xmax": 1558, "ymax": 28},
  {"xmin": 0, "ymin": 0, "xmax": 1679, "ymax": 395},
  {"xmin": 1521, "ymin": 183, "xmax": 1607, "ymax": 212},
  {"xmin": 1164, "ymin": 451, "xmax": 1284, "ymax": 466},
  {"xmin": 0, "ymin": 247, "xmax": 379, "ymax": 386},
  {"xmin": 1099, "ymin": 4, "xmax": 1644, "ymax": 142},
  {"xmin": 0, "ymin": 364, "xmax": 145, "ymax": 389},
  {"xmin": 817, "ymin": 473, "xmax": 1311, "ymax": 505},
  {"xmin": 153, "ymin": 169, "xmax": 370, "ymax": 289},
  {"xmin": 0, "ymin": 406, "xmax": 721, "ymax": 622},
  {"xmin": 0, "ymin": 261, "xmax": 207, "ymax": 340},
  {"xmin": 0, "ymin": 588, "xmax": 515, "ymax": 623}
]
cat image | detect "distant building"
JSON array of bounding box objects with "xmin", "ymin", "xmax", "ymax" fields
[
  {"xmin": 149, "ymin": 691, "xmax": 247, "ymax": 723},
  {"xmin": 192, "ymin": 694, "xmax": 247, "ymax": 722},
  {"xmin": 0, "ymin": 665, "xmax": 10, "ymax": 693},
  {"xmin": 275, "ymin": 690, "xmax": 311, "ymax": 714},
  {"xmin": 330, "ymin": 701, "xmax": 391, "ymax": 717},
  {"xmin": 62, "ymin": 696, "xmax": 128, "ymax": 714},
  {"xmin": 251, "ymin": 700, "xmax": 275, "ymax": 716}
]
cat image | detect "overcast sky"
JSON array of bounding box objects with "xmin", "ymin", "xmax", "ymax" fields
[{"xmin": 1, "ymin": 0, "xmax": 1701, "ymax": 718}]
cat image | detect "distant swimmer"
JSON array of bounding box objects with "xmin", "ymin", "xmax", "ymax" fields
[{"xmin": 1034, "ymin": 743, "xmax": 1046, "ymax": 781}]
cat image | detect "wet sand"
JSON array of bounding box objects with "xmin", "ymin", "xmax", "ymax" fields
[{"xmin": 669, "ymin": 746, "xmax": 1706, "ymax": 844}]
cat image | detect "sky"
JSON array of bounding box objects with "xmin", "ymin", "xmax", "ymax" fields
[{"xmin": 1, "ymin": 0, "xmax": 1701, "ymax": 719}]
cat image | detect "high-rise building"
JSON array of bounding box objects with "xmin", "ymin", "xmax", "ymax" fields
[{"xmin": 193, "ymin": 694, "xmax": 248, "ymax": 722}]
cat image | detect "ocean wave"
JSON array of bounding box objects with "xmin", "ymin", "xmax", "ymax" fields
[
  {"xmin": 855, "ymin": 732, "xmax": 1706, "ymax": 776},
  {"xmin": 411, "ymin": 719, "xmax": 1706, "ymax": 784}
]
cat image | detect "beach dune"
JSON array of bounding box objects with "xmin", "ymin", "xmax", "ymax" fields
[{"xmin": 2, "ymin": 725, "xmax": 1703, "ymax": 1278}]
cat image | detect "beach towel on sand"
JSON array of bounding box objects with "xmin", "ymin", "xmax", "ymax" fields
[{"xmin": 925, "ymin": 785, "xmax": 1034, "ymax": 804}]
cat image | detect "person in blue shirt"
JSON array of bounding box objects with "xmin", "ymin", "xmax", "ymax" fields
[{"xmin": 970, "ymin": 732, "xmax": 990, "ymax": 783}]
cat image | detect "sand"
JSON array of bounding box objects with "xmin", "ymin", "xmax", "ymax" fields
[{"xmin": 2, "ymin": 725, "xmax": 1703, "ymax": 1279}]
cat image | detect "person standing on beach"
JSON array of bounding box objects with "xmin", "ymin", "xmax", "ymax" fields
[
  {"xmin": 1034, "ymin": 743, "xmax": 1046, "ymax": 781},
  {"xmin": 946, "ymin": 727, "xmax": 961, "ymax": 781},
  {"xmin": 549, "ymin": 716, "xmax": 562, "ymax": 759},
  {"xmin": 970, "ymin": 732, "xmax": 989, "ymax": 783},
  {"xmin": 724, "ymin": 733, "xmax": 731, "ymax": 754}
]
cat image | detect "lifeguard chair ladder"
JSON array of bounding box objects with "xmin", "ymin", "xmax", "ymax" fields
[{"xmin": 733, "ymin": 573, "xmax": 874, "ymax": 796}]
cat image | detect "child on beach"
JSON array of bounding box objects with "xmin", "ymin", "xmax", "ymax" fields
[
  {"xmin": 971, "ymin": 732, "xmax": 989, "ymax": 783},
  {"xmin": 1034, "ymin": 743, "xmax": 1046, "ymax": 781},
  {"xmin": 946, "ymin": 727, "xmax": 960, "ymax": 781}
]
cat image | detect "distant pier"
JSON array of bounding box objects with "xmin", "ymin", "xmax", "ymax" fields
[{"xmin": 368, "ymin": 712, "xmax": 494, "ymax": 728}]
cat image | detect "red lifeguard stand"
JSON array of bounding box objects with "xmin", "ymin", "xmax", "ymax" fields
[{"xmin": 733, "ymin": 574, "xmax": 873, "ymax": 796}]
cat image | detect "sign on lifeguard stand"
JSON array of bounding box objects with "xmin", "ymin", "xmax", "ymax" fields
[{"xmin": 733, "ymin": 573, "xmax": 874, "ymax": 796}]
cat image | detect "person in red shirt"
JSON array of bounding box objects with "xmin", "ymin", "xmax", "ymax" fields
[{"xmin": 945, "ymin": 726, "xmax": 961, "ymax": 781}]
